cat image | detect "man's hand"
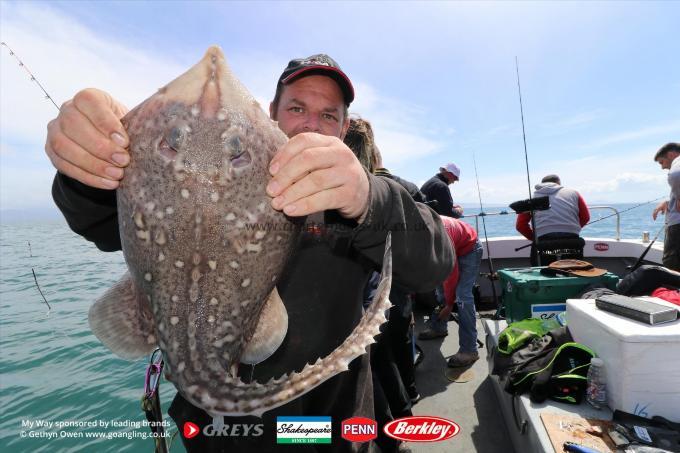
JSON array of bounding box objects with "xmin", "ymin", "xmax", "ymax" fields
[
  {"xmin": 453, "ymin": 205, "xmax": 464, "ymax": 217},
  {"xmin": 653, "ymin": 200, "xmax": 669, "ymax": 220},
  {"xmin": 266, "ymin": 132, "xmax": 369, "ymax": 220},
  {"xmin": 45, "ymin": 88, "xmax": 130, "ymax": 189}
]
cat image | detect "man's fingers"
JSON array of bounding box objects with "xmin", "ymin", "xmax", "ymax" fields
[
  {"xmin": 267, "ymin": 146, "xmax": 335, "ymax": 197},
  {"xmin": 46, "ymin": 146, "xmax": 119, "ymax": 190},
  {"xmin": 57, "ymin": 103, "xmax": 129, "ymax": 167},
  {"xmin": 46, "ymin": 129, "xmax": 124, "ymax": 183},
  {"xmin": 73, "ymin": 89, "xmax": 129, "ymax": 147},
  {"xmin": 272, "ymin": 168, "xmax": 343, "ymax": 210},
  {"xmin": 267, "ymin": 132, "xmax": 368, "ymax": 219},
  {"xmin": 269, "ymin": 133, "xmax": 334, "ymax": 176},
  {"xmin": 281, "ymin": 187, "xmax": 341, "ymax": 217}
]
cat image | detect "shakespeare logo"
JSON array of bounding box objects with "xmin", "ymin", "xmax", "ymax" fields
[{"xmin": 276, "ymin": 416, "xmax": 332, "ymax": 444}]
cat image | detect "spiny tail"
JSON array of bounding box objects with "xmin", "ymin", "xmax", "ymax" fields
[{"xmin": 176, "ymin": 232, "xmax": 393, "ymax": 417}]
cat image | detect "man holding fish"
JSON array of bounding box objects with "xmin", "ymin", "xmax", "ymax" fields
[{"xmin": 45, "ymin": 48, "xmax": 453, "ymax": 451}]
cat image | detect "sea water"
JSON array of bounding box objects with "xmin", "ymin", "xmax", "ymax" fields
[
  {"xmin": 0, "ymin": 221, "xmax": 181, "ymax": 452},
  {"xmin": 0, "ymin": 203, "xmax": 667, "ymax": 452}
]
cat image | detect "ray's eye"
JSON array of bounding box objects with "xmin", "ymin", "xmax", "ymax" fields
[
  {"xmin": 168, "ymin": 127, "xmax": 186, "ymax": 150},
  {"xmin": 159, "ymin": 127, "xmax": 185, "ymax": 160},
  {"xmin": 228, "ymin": 136, "xmax": 243, "ymax": 159},
  {"xmin": 227, "ymin": 136, "xmax": 251, "ymax": 168}
]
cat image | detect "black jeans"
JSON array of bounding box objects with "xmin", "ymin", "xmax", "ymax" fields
[
  {"xmin": 663, "ymin": 223, "xmax": 680, "ymax": 272},
  {"xmin": 530, "ymin": 232, "xmax": 583, "ymax": 266}
]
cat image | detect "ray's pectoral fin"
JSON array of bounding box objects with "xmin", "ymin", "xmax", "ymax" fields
[
  {"xmin": 240, "ymin": 287, "xmax": 288, "ymax": 365},
  {"xmin": 88, "ymin": 272, "xmax": 157, "ymax": 360}
]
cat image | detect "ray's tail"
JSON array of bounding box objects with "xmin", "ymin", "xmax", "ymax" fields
[{"xmin": 173, "ymin": 233, "xmax": 393, "ymax": 417}]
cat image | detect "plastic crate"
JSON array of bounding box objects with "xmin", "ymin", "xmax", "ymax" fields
[{"xmin": 498, "ymin": 267, "xmax": 619, "ymax": 322}]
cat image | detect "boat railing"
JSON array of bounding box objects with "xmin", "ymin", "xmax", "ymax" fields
[
  {"xmin": 461, "ymin": 210, "xmax": 510, "ymax": 234},
  {"xmin": 462, "ymin": 205, "xmax": 621, "ymax": 241},
  {"xmin": 587, "ymin": 205, "xmax": 621, "ymax": 241}
]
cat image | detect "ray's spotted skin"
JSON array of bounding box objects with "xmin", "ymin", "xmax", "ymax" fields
[{"xmin": 88, "ymin": 46, "xmax": 393, "ymax": 417}]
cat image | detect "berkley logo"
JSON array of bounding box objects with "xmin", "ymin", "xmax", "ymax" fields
[
  {"xmin": 594, "ymin": 243, "xmax": 609, "ymax": 251},
  {"xmin": 341, "ymin": 417, "xmax": 377, "ymax": 442},
  {"xmin": 183, "ymin": 422, "xmax": 200, "ymax": 439},
  {"xmin": 384, "ymin": 416, "xmax": 460, "ymax": 442}
]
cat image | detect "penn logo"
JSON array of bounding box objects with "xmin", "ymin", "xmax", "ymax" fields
[
  {"xmin": 341, "ymin": 417, "xmax": 377, "ymax": 442},
  {"xmin": 594, "ymin": 243, "xmax": 609, "ymax": 251},
  {"xmin": 384, "ymin": 416, "xmax": 460, "ymax": 442},
  {"xmin": 183, "ymin": 421, "xmax": 200, "ymax": 439}
]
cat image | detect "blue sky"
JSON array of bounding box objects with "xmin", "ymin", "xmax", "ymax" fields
[{"xmin": 1, "ymin": 0, "xmax": 679, "ymax": 213}]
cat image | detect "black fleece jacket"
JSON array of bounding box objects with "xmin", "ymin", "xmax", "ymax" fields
[
  {"xmin": 420, "ymin": 173, "xmax": 461, "ymax": 219},
  {"xmin": 52, "ymin": 171, "xmax": 453, "ymax": 452}
]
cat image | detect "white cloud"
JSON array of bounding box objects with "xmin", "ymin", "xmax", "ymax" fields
[
  {"xmin": 443, "ymin": 145, "xmax": 670, "ymax": 206},
  {"xmin": 528, "ymin": 147, "xmax": 668, "ymax": 203},
  {"xmin": 3, "ymin": 2, "xmax": 672, "ymax": 213},
  {"xmin": 348, "ymin": 82, "xmax": 446, "ymax": 165},
  {"xmin": 580, "ymin": 120, "xmax": 680, "ymax": 149},
  {"xmin": 0, "ymin": 3, "xmax": 192, "ymax": 211},
  {"xmin": 580, "ymin": 172, "xmax": 665, "ymax": 194},
  {"xmin": 0, "ymin": 4, "xmax": 187, "ymax": 140},
  {"xmin": 537, "ymin": 109, "xmax": 606, "ymax": 134},
  {"xmin": 0, "ymin": 3, "xmax": 447, "ymax": 212}
]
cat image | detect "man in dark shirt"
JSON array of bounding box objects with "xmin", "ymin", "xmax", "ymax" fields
[
  {"xmin": 420, "ymin": 163, "xmax": 464, "ymax": 219},
  {"xmin": 46, "ymin": 52, "xmax": 453, "ymax": 452}
]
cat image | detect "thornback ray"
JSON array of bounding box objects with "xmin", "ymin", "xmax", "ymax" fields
[{"xmin": 88, "ymin": 45, "xmax": 392, "ymax": 417}]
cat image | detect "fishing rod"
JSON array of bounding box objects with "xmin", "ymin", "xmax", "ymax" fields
[
  {"xmin": 513, "ymin": 196, "xmax": 666, "ymax": 252},
  {"xmin": 515, "ymin": 57, "xmax": 541, "ymax": 265},
  {"xmin": 3, "ymin": 42, "xmax": 58, "ymax": 314},
  {"xmin": 472, "ymin": 152, "xmax": 500, "ymax": 311},
  {"xmin": 1, "ymin": 42, "xmax": 60, "ymax": 111},
  {"xmin": 585, "ymin": 196, "xmax": 665, "ymax": 227},
  {"xmin": 629, "ymin": 223, "xmax": 665, "ymax": 272}
]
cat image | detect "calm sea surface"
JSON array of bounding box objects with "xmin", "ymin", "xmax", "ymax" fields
[{"xmin": 0, "ymin": 203, "xmax": 666, "ymax": 452}]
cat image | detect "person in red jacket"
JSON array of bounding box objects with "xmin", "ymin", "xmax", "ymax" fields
[
  {"xmin": 419, "ymin": 217, "xmax": 484, "ymax": 367},
  {"xmin": 515, "ymin": 174, "xmax": 590, "ymax": 265}
]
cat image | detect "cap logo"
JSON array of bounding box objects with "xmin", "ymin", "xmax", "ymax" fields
[{"xmin": 300, "ymin": 55, "xmax": 333, "ymax": 67}]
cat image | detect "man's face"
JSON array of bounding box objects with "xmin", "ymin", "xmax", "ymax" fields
[
  {"xmin": 270, "ymin": 75, "xmax": 349, "ymax": 140},
  {"xmin": 656, "ymin": 151, "xmax": 679, "ymax": 170},
  {"xmin": 445, "ymin": 171, "xmax": 458, "ymax": 185}
]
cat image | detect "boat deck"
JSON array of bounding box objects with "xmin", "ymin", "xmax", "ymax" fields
[{"xmin": 408, "ymin": 306, "xmax": 514, "ymax": 453}]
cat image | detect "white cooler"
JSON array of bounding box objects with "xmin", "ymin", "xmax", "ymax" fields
[{"xmin": 566, "ymin": 298, "xmax": 680, "ymax": 422}]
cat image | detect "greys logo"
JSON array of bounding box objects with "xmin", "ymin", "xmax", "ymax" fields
[{"xmin": 201, "ymin": 418, "xmax": 264, "ymax": 437}]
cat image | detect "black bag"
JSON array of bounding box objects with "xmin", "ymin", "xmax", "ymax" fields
[
  {"xmin": 496, "ymin": 326, "xmax": 596, "ymax": 404},
  {"xmin": 617, "ymin": 265, "xmax": 680, "ymax": 295},
  {"xmin": 519, "ymin": 342, "xmax": 595, "ymax": 404}
]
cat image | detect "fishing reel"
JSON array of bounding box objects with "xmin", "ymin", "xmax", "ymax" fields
[{"xmin": 509, "ymin": 196, "xmax": 550, "ymax": 214}]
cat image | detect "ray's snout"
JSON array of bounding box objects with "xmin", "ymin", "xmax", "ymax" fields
[{"xmin": 199, "ymin": 50, "xmax": 224, "ymax": 118}]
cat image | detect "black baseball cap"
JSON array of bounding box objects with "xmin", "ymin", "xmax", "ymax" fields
[{"xmin": 278, "ymin": 54, "xmax": 355, "ymax": 106}]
